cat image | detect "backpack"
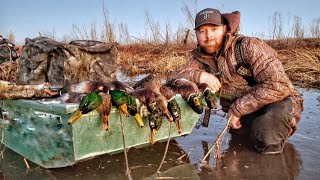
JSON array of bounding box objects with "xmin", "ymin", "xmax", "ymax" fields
[{"xmin": 234, "ymin": 37, "xmax": 256, "ymax": 86}]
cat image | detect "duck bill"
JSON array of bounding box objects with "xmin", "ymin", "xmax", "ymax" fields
[
  {"xmin": 134, "ymin": 113, "xmax": 144, "ymax": 128},
  {"xmin": 119, "ymin": 104, "xmax": 129, "ymax": 117},
  {"xmin": 68, "ymin": 110, "xmax": 83, "ymax": 125},
  {"xmin": 149, "ymin": 129, "xmax": 158, "ymax": 145},
  {"xmin": 174, "ymin": 118, "xmax": 182, "ymax": 134},
  {"xmin": 193, "ymin": 97, "xmax": 201, "ymax": 106}
]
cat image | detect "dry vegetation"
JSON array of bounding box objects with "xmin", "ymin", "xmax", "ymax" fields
[
  {"xmin": 265, "ymin": 38, "xmax": 320, "ymax": 88},
  {"xmin": 3, "ymin": 2, "xmax": 320, "ymax": 89},
  {"xmin": 116, "ymin": 38, "xmax": 320, "ymax": 89},
  {"xmin": 117, "ymin": 43, "xmax": 193, "ymax": 77}
]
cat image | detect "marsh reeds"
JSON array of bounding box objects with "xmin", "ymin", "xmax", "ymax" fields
[
  {"xmin": 118, "ymin": 44, "xmax": 191, "ymax": 77},
  {"xmin": 279, "ymin": 48, "xmax": 320, "ymax": 88}
]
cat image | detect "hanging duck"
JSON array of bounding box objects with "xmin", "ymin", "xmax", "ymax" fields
[
  {"xmin": 133, "ymin": 74, "xmax": 173, "ymax": 122},
  {"xmin": 68, "ymin": 92, "xmax": 102, "ymax": 125},
  {"xmin": 148, "ymin": 103, "xmax": 163, "ymax": 145},
  {"xmin": 67, "ymin": 92, "xmax": 112, "ymax": 130},
  {"xmin": 110, "ymin": 89, "xmax": 144, "ymax": 128},
  {"xmin": 160, "ymin": 85, "xmax": 182, "ymax": 133},
  {"xmin": 166, "ymin": 78, "xmax": 203, "ymax": 114},
  {"xmin": 197, "ymin": 83, "xmax": 218, "ymax": 109}
]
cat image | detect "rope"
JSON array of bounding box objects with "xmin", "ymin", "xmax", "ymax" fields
[
  {"xmin": 119, "ymin": 110, "xmax": 133, "ymax": 180},
  {"xmin": 156, "ymin": 121, "xmax": 172, "ymax": 174},
  {"xmin": 202, "ymin": 117, "xmax": 231, "ymax": 161},
  {"xmin": 0, "ymin": 106, "xmax": 6, "ymax": 158}
]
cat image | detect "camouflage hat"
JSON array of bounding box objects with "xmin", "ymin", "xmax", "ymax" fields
[{"xmin": 194, "ymin": 8, "xmax": 225, "ymax": 30}]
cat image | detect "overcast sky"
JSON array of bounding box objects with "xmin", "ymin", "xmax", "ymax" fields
[{"xmin": 1, "ymin": 0, "xmax": 319, "ymax": 44}]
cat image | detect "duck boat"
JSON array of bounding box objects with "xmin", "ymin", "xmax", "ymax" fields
[{"xmin": 0, "ymin": 95, "xmax": 200, "ymax": 168}]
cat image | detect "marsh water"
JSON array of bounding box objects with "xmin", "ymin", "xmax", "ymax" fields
[{"xmin": 1, "ymin": 87, "xmax": 320, "ymax": 180}]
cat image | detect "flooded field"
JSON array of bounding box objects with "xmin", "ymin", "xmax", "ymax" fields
[{"xmin": 1, "ymin": 87, "xmax": 319, "ymax": 180}]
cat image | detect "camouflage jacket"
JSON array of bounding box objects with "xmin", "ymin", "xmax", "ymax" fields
[{"xmin": 168, "ymin": 33, "xmax": 303, "ymax": 125}]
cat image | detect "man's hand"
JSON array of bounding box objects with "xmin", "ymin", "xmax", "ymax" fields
[
  {"xmin": 227, "ymin": 111, "xmax": 241, "ymax": 129},
  {"xmin": 199, "ymin": 72, "xmax": 221, "ymax": 92}
]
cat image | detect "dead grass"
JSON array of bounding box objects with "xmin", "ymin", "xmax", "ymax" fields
[
  {"xmin": 118, "ymin": 39, "xmax": 320, "ymax": 89},
  {"xmin": 118, "ymin": 44, "xmax": 192, "ymax": 78},
  {"xmin": 0, "ymin": 61, "xmax": 18, "ymax": 82},
  {"xmin": 278, "ymin": 48, "xmax": 320, "ymax": 88}
]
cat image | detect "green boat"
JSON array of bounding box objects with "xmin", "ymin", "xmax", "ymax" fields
[{"xmin": 0, "ymin": 95, "xmax": 200, "ymax": 168}]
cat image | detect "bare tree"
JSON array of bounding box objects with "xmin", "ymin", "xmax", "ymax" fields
[
  {"xmin": 118, "ymin": 22, "xmax": 131, "ymax": 44},
  {"xmin": 268, "ymin": 11, "xmax": 284, "ymax": 39},
  {"xmin": 144, "ymin": 10, "xmax": 163, "ymax": 43},
  {"xmin": 71, "ymin": 24, "xmax": 85, "ymax": 40},
  {"xmin": 40, "ymin": 29, "xmax": 57, "ymax": 40},
  {"xmin": 90, "ymin": 23, "xmax": 98, "ymax": 40},
  {"xmin": 7, "ymin": 31, "xmax": 15, "ymax": 43},
  {"xmin": 310, "ymin": 18, "xmax": 320, "ymax": 38},
  {"xmin": 292, "ymin": 16, "xmax": 304, "ymax": 38},
  {"xmin": 102, "ymin": 0, "xmax": 115, "ymax": 43},
  {"xmin": 180, "ymin": 0, "xmax": 198, "ymax": 43},
  {"xmin": 180, "ymin": 1, "xmax": 197, "ymax": 30}
]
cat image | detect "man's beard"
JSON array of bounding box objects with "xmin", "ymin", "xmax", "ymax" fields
[
  {"xmin": 200, "ymin": 38, "xmax": 223, "ymax": 54},
  {"xmin": 201, "ymin": 42, "xmax": 219, "ymax": 54}
]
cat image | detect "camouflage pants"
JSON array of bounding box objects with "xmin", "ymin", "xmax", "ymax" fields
[{"xmin": 232, "ymin": 98, "xmax": 293, "ymax": 154}]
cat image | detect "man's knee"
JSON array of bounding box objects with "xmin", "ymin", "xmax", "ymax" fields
[
  {"xmin": 251, "ymin": 129, "xmax": 286, "ymax": 154},
  {"xmin": 250, "ymin": 99, "xmax": 293, "ymax": 154}
]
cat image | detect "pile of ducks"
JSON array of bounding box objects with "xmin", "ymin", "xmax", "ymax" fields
[{"xmin": 65, "ymin": 74, "xmax": 219, "ymax": 144}]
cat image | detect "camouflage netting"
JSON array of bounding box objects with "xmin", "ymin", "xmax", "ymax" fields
[
  {"xmin": 18, "ymin": 36, "xmax": 118, "ymax": 86},
  {"xmin": 0, "ymin": 35, "xmax": 19, "ymax": 82},
  {"xmin": 0, "ymin": 35, "xmax": 19, "ymax": 64},
  {"xmin": 61, "ymin": 40, "xmax": 118, "ymax": 86}
]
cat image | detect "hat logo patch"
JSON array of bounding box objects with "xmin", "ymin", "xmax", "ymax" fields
[{"xmin": 204, "ymin": 13, "xmax": 209, "ymax": 19}]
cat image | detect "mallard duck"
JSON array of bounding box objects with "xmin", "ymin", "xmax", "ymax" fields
[
  {"xmin": 133, "ymin": 74, "xmax": 173, "ymax": 122},
  {"xmin": 160, "ymin": 85, "xmax": 182, "ymax": 133},
  {"xmin": 67, "ymin": 92, "xmax": 102, "ymax": 125},
  {"xmin": 166, "ymin": 78, "xmax": 203, "ymax": 114},
  {"xmin": 197, "ymin": 83, "xmax": 218, "ymax": 109},
  {"xmin": 133, "ymin": 74, "xmax": 162, "ymax": 91},
  {"xmin": 148, "ymin": 103, "xmax": 163, "ymax": 145},
  {"xmin": 67, "ymin": 92, "xmax": 112, "ymax": 130},
  {"xmin": 110, "ymin": 89, "xmax": 144, "ymax": 128}
]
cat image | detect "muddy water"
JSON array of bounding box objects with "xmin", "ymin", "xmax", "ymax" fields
[{"xmin": 1, "ymin": 88, "xmax": 320, "ymax": 180}]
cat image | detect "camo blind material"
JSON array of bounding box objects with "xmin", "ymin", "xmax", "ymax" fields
[
  {"xmin": 62, "ymin": 40, "xmax": 118, "ymax": 86},
  {"xmin": 18, "ymin": 37, "xmax": 118, "ymax": 86},
  {"xmin": 0, "ymin": 35, "xmax": 19, "ymax": 64}
]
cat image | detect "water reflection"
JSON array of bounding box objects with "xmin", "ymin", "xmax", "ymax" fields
[
  {"xmin": 0, "ymin": 140, "xmax": 194, "ymax": 180},
  {"xmin": 198, "ymin": 132, "xmax": 303, "ymax": 180}
]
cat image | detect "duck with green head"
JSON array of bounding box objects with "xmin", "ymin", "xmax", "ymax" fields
[
  {"xmin": 197, "ymin": 83, "xmax": 218, "ymax": 109},
  {"xmin": 110, "ymin": 89, "xmax": 144, "ymax": 128},
  {"xmin": 160, "ymin": 85, "xmax": 182, "ymax": 134},
  {"xmin": 66, "ymin": 80, "xmax": 112, "ymax": 130},
  {"xmin": 67, "ymin": 92, "xmax": 112, "ymax": 130},
  {"xmin": 166, "ymin": 78, "xmax": 203, "ymax": 114},
  {"xmin": 148, "ymin": 103, "xmax": 163, "ymax": 144},
  {"xmin": 131, "ymin": 88, "xmax": 166, "ymax": 144}
]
